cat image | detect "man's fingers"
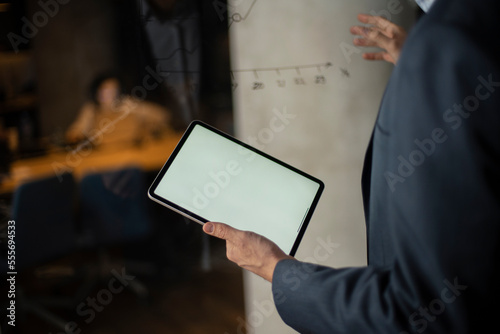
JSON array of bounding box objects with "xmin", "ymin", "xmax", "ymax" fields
[
  {"xmin": 351, "ymin": 26, "xmax": 391, "ymax": 47},
  {"xmin": 364, "ymin": 27, "xmax": 389, "ymax": 45},
  {"xmin": 357, "ymin": 14, "xmax": 396, "ymax": 36},
  {"xmin": 358, "ymin": 14, "xmax": 390, "ymax": 27},
  {"xmin": 350, "ymin": 25, "xmax": 370, "ymax": 36},
  {"xmin": 354, "ymin": 37, "xmax": 378, "ymax": 47},
  {"xmin": 363, "ymin": 52, "xmax": 396, "ymax": 64},
  {"xmin": 363, "ymin": 52, "xmax": 386, "ymax": 61}
]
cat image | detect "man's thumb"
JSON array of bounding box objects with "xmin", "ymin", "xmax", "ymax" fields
[
  {"xmin": 203, "ymin": 222, "xmax": 234, "ymax": 240},
  {"xmin": 203, "ymin": 222, "xmax": 215, "ymax": 234}
]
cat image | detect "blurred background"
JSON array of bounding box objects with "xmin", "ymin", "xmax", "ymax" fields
[
  {"xmin": 0, "ymin": 0, "xmax": 420, "ymax": 333},
  {"xmin": 1, "ymin": 0, "xmax": 238, "ymax": 333}
]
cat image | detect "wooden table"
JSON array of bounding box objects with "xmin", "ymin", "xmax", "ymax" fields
[{"xmin": 0, "ymin": 131, "xmax": 183, "ymax": 195}]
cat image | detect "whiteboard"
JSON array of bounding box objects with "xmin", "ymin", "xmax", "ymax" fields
[{"xmin": 226, "ymin": 0, "xmax": 416, "ymax": 333}]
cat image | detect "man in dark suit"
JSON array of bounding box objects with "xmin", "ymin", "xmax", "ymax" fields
[{"xmin": 203, "ymin": 0, "xmax": 500, "ymax": 332}]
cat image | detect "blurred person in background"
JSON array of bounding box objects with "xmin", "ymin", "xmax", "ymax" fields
[{"xmin": 66, "ymin": 73, "xmax": 172, "ymax": 147}]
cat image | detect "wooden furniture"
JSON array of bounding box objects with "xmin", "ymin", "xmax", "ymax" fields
[{"xmin": 0, "ymin": 131, "xmax": 182, "ymax": 195}]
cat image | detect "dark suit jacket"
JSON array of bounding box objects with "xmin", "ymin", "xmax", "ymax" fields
[{"xmin": 272, "ymin": 0, "xmax": 500, "ymax": 333}]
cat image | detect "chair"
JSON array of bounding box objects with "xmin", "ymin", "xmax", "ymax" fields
[
  {"xmin": 77, "ymin": 167, "xmax": 154, "ymax": 299},
  {"xmin": 3, "ymin": 172, "xmax": 79, "ymax": 330},
  {"xmin": 12, "ymin": 172, "xmax": 77, "ymax": 268}
]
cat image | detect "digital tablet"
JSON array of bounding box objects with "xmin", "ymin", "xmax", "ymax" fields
[{"xmin": 148, "ymin": 121, "xmax": 324, "ymax": 256}]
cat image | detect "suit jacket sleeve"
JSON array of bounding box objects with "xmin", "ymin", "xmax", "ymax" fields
[{"xmin": 272, "ymin": 0, "xmax": 500, "ymax": 333}]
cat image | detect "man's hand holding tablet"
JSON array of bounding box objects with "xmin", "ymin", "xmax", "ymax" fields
[
  {"xmin": 203, "ymin": 222, "xmax": 295, "ymax": 281},
  {"xmin": 148, "ymin": 121, "xmax": 324, "ymax": 276}
]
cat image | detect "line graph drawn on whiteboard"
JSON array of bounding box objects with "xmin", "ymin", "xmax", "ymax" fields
[
  {"xmin": 213, "ymin": 0, "xmax": 258, "ymax": 27},
  {"xmin": 230, "ymin": 62, "xmax": 350, "ymax": 91},
  {"xmin": 223, "ymin": 0, "xmax": 354, "ymax": 93},
  {"xmin": 228, "ymin": 0, "xmax": 258, "ymax": 27}
]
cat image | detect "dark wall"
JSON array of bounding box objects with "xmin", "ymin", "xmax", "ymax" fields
[
  {"xmin": 27, "ymin": 0, "xmax": 117, "ymax": 136},
  {"xmin": 10, "ymin": 0, "xmax": 232, "ymax": 138}
]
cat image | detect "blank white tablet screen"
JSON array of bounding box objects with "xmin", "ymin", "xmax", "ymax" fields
[{"xmin": 153, "ymin": 123, "xmax": 321, "ymax": 254}]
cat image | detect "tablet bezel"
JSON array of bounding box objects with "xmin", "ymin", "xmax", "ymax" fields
[{"xmin": 147, "ymin": 120, "xmax": 324, "ymax": 256}]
